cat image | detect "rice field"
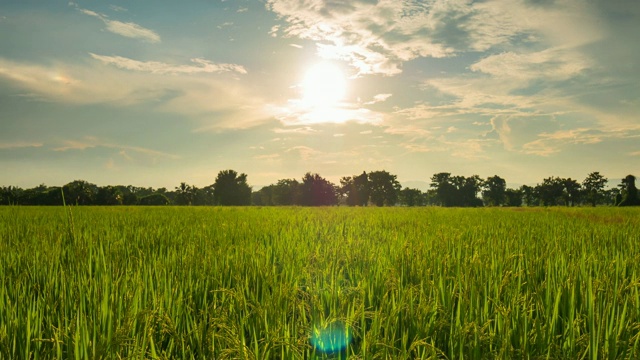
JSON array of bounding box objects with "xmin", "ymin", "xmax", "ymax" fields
[{"xmin": 1, "ymin": 206, "xmax": 640, "ymax": 359}]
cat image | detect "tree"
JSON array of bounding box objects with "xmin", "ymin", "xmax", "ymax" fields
[
  {"xmin": 252, "ymin": 186, "xmax": 273, "ymax": 206},
  {"xmin": 582, "ymin": 172, "xmax": 608, "ymax": 207},
  {"xmin": 368, "ymin": 170, "xmax": 401, "ymax": 206},
  {"xmin": 340, "ymin": 171, "xmax": 370, "ymax": 206},
  {"xmin": 504, "ymin": 188, "xmax": 522, "ymax": 207},
  {"xmin": 62, "ymin": 180, "xmax": 97, "ymax": 205},
  {"xmin": 536, "ymin": 177, "xmax": 564, "ymax": 206},
  {"xmin": 95, "ymin": 186, "xmax": 123, "ymax": 205},
  {"xmin": 482, "ymin": 175, "xmax": 506, "ymax": 206},
  {"xmin": 430, "ymin": 173, "xmax": 483, "ymax": 207},
  {"xmin": 298, "ymin": 173, "xmax": 337, "ymax": 206},
  {"xmin": 430, "ymin": 172, "xmax": 456, "ymax": 206},
  {"xmin": 399, "ymin": 187, "xmax": 425, "ymax": 206},
  {"xmin": 193, "ymin": 185, "xmax": 215, "ymax": 205},
  {"xmin": 273, "ymin": 179, "xmax": 300, "ymax": 205},
  {"xmin": 562, "ymin": 178, "xmax": 582, "ymax": 207},
  {"xmin": 618, "ymin": 175, "xmax": 640, "ymax": 206},
  {"xmin": 213, "ymin": 170, "xmax": 252, "ymax": 206},
  {"xmin": 520, "ymin": 185, "xmax": 537, "ymax": 206},
  {"xmin": 175, "ymin": 182, "xmax": 196, "ymax": 205},
  {"xmin": 461, "ymin": 175, "xmax": 484, "ymax": 207}
]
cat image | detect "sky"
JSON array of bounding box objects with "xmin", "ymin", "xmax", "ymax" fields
[{"xmin": 1, "ymin": 0, "xmax": 639, "ymax": 190}]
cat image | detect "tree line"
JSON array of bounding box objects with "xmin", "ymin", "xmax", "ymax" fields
[{"xmin": 1, "ymin": 170, "xmax": 639, "ymax": 207}]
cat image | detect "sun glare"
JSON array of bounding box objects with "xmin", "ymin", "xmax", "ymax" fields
[{"xmin": 301, "ymin": 62, "xmax": 346, "ymax": 108}]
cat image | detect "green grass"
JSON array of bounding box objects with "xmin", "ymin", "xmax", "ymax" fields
[{"xmin": 1, "ymin": 206, "xmax": 640, "ymax": 359}]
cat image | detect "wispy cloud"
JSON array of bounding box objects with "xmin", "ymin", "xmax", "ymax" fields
[
  {"xmin": 0, "ymin": 56, "xmax": 269, "ymax": 130},
  {"xmin": 76, "ymin": 6, "xmax": 160, "ymax": 43},
  {"xmin": 274, "ymin": 102, "xmax": 383, "ymax": 126},
  {"xmin": 272, "ymin": 126, "xmax": 318, "ymax": 134},
  {"xmin": 54, "ymin": 136, "xmax": 180, "ymax": 160},
  {"xmin": 90, "ymin": 53, "xmax": 247, "ymax": 75},
  {"xmin": 109, "ymin": 5, "xmax": 127, "ymax": 12},
  {"xmin": 365, "ymin": 93, "xmax": 392, "ymax": 105},
  {"xmin": 285, "ymin": 145, "xmax": 320, "ymax": 161},
  {"xmin": 0, "ymin": 141, "xmax": 43, "ymax": 149},
  {"xmin": 470, "ymin": 48, "xmax": 591, "ymax": 82}
]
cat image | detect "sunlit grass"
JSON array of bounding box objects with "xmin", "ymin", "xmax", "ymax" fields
[{"xmin": 1, "ymin": 206, "xmax": 640, "ymax": 359}]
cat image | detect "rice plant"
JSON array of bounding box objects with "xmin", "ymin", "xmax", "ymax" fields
[{"xmin": 1, "ymin": 206, "xmax": 639, "ymax": 359}]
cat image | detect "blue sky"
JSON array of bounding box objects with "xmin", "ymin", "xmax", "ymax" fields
[{"xmin": 1, "ymin": 0, "xmax": 639, "ymax": 190}]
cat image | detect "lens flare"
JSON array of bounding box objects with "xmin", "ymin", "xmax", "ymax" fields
[{"xmin": 310, "ymin": 321, "xmax": 352, "ymax": 354}]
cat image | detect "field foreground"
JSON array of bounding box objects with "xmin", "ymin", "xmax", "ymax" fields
[{"xmin": 1, "ymin": 206, "xmax": 640, "ymax": 359}]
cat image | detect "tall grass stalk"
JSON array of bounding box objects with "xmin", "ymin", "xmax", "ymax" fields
[{"xmin": 0, "ymin": 206, "xmax": 639, "ymax": 358}]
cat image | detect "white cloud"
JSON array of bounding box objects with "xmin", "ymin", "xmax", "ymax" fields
[
  {"xmin": 470, "ymin": 48, "xmax": 590, "ymax": 81},
  {"xmin": 522, "ymin": 128, "xmax": 605, "ymax": 156},
  {"xmin": 90, "ymin": 53, "xmax": 247, "ymax": 75},
  {"xmin": 266, "ymin": 0, "xmax": 603, "ymax": 76},
  {"xmin": 365, "ymin": 93, "xmax": 392, "ymax": 105},
  {"xmin": 77, "ymin": 6, "xmax": 160, "ymax": 43}
]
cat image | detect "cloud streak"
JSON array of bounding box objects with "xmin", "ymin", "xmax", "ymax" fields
[
  {"xmin": 89, "ymin": 53, "xmax": 247, "ymax": 75},
  {"xmin": 53, "ymin": 136, "xmax": 180, "ymax": 160},
  {"xmin": 77, "ymin": 7, "xmax": 160, "ymax": 43}
]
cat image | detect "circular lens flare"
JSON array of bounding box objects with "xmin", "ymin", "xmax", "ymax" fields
[{"xmin": 310, "ymin": 321, "xmax": 352, "ymax": 354}]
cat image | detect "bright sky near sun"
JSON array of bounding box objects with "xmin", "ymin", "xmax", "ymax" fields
[{"xmin": 1, "ymin": 0, "xmax": 639, "ymax": 190}]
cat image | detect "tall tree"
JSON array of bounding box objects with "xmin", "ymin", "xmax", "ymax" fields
[
  {"xmin": 618, "ymin": 175, "xmax": 640, "ymax": 206},
  {"xmin": 430, "ymin": 172, "xmax": 456, "ymax": 206},
  {"xmin": 582, "ymin": 172, "xmax": 608, "ymax": 207},
  {"xmin": 368, "ymin": 170, "xmax": 401, "ymax": 206},
  {"xmin": 562, "ymin": 178, "xmax": 582, "ymax": 206},
  {"xmin": 536, "ymin": 177, "xmax": 564, "ymax": 206},
  {"xmin": 461, "ymin": 175, "xmax": 484, "ymax": 207},
  {"xmin": 482, "ymin": 175, "xmax": 507, "ymax": 206},
  {"xmin": 298, "ymin": 173, "xmax": 337, "ymax": 206},
  {"xmin": 340, "ymin": 171, "xmax": 370, "ymax": 206},
  {"xmin": 212, "ymin": 170, "xmax": 252, "ymax": 206}
]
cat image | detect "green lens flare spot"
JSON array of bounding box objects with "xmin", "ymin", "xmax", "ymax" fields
[{"xmin": 310, "ymin": 321, "xmax": 352, "ymax": 354}]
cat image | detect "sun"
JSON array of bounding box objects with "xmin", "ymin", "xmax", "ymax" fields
[{"xmin": 301, "ymin": 62, "xmax": 347, "ymax": 108}]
